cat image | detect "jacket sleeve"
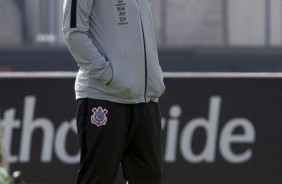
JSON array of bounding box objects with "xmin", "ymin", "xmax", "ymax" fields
[{"xmin": 62, "ymin": 0, "xmax": 113, "ymax": 85}]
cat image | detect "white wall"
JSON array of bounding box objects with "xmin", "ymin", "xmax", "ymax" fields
[
  {"xmin": 25, "ymin": 0, "xmax": 40, "ymax": 43},
  {"xmin": 2, "ymin": 0, "xmax": 281, "ymax": 47},
  {"xmin": 0, "ymin": 0, "xmax": 21, "ymax": 45},
  {"xmin": 270, "ymin": 0, "xmax": 282, "ymax": 45},
  {"xmin": 165, "ymin": 0, "xmax": 223, "ymax": 46},
  {"xmin": 228, "ymin": 0, "xmax": 265, "ymax": 46},
  {"xmin": 25, "ymin": 0, "xmax": 64, "ymax": 44}
]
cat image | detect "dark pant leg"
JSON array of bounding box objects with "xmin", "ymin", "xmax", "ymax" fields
[
  {"xmin": 76, "ymin": 98, "xmax": 130, "ymax": 184},
  {"xmin": 121, "ymin": 102, "xmax": 163, "ymax": 184}
]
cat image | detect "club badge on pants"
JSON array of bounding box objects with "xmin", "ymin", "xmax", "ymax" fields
[{"xmin": 91, "ymin": 107, "xmax": 108, "ymax": 127}]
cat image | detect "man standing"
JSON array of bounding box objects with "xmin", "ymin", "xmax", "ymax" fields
[{"xmin": 63, "ymin": 0, "xmax": 165, "ymax": 183}]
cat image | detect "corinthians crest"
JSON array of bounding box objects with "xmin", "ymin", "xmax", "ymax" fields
[{"xmin": 91, "ymin": 107, "xmax": 108, "ymax": 127}]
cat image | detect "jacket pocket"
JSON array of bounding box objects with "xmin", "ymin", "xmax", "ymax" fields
[
  {"xmin": 98, "ymin": 62, "xmax": 114, "ymax": 85},
  {"xmin": 146, "ymin": 65, "xmax": 166, "ymax": 98},
  {"xmin": 106, "ymin": 68, "xmax": 141, "ymax": 99}
]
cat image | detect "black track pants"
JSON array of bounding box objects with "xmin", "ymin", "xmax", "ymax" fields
[{"xmin": 75, "ymin": 98, "xmax": 163, "ymax": 184}]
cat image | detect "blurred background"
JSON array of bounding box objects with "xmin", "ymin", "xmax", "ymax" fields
[
  {"xmin": 0, "ymin": 0, "xmax": 282, "ymax": 72},
  {"xmin": 2, "ymin": 0, "xmax": 282, "ymax": 46},
  {"xmin": 1, "ymin": 0, "xmax": 282, "ymax": 184}
]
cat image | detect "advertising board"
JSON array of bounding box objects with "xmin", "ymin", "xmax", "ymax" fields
[{"xmin": 0, "ymin": 73, "xmax": 281, "ymax": 184}]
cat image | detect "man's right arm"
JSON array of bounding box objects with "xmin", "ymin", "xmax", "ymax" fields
[{"xmin": 62, "ymin": 0, "xmax": 113, "ymax": 85}]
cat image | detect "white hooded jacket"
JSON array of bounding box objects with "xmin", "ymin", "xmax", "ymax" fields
[{"xmin": 63, "ymin": 0, "xmax": 165, "ymax": 103}]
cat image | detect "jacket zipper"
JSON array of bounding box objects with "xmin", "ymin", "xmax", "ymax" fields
[{"xmin": 135, "ymin": 0, "xmax": 148, "ymax": 103}]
